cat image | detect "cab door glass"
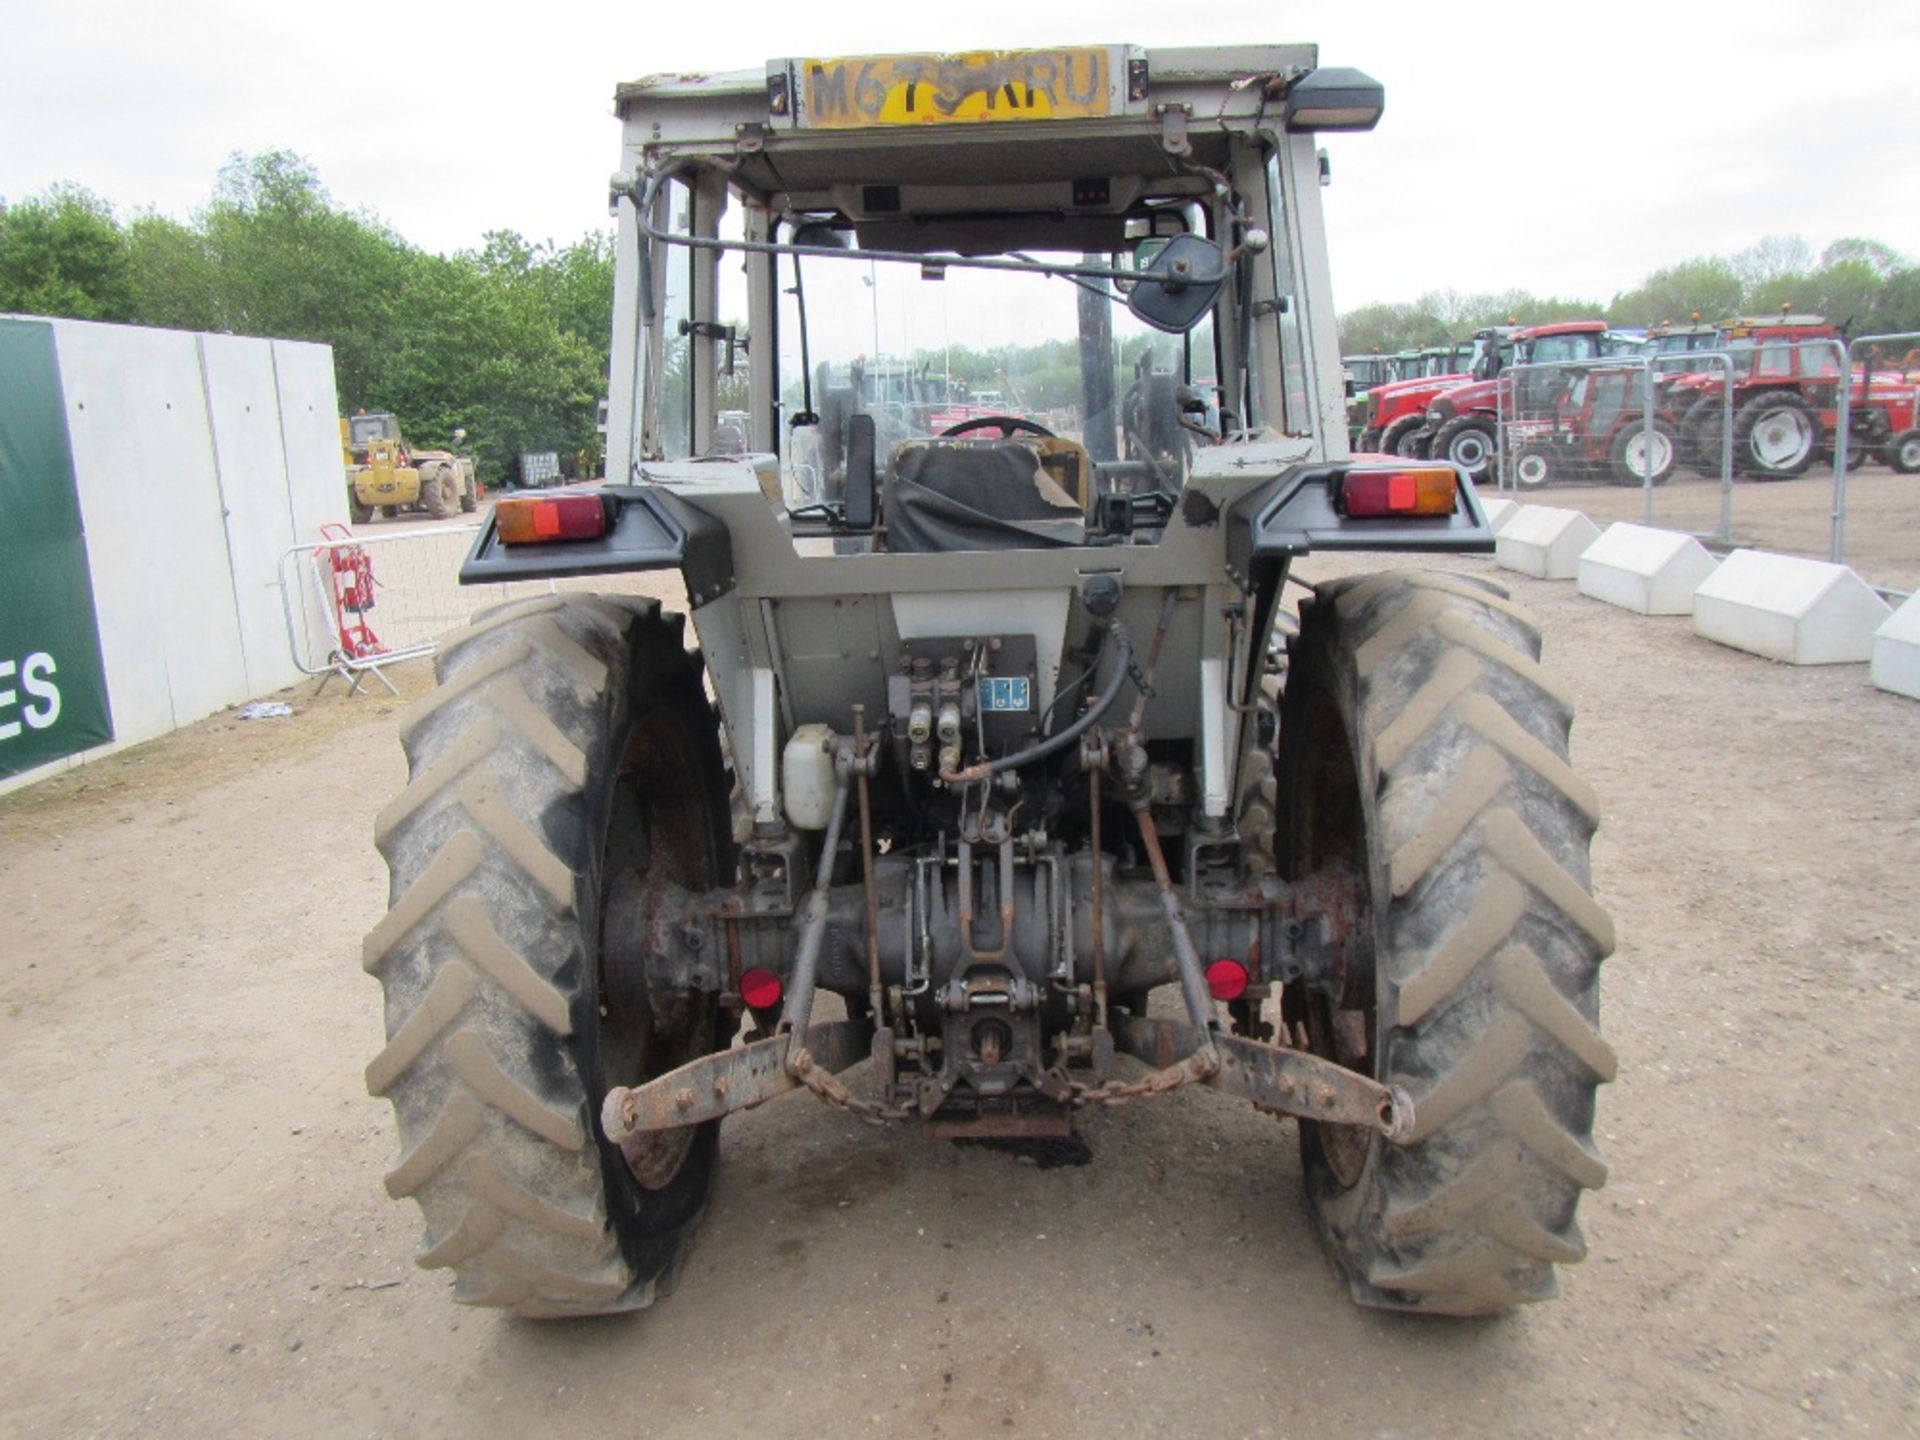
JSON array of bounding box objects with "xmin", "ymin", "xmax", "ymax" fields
[
  {"xmin": 1263, "ymin": 154, "xmax": 1310, "ymax": 434},
  {"xmin": 658, "ymin": 179, "xmax": 694, "ymax": 460}
]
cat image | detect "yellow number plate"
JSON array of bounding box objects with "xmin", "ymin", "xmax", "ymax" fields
[{"xmin": 797, "ymin": 49, "xmax": 1114, "ymax": 128}]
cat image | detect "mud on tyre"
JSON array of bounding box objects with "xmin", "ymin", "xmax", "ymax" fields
[
  {"xmin": 1277, "ymin": 571, "xmax": 1616, "ymax": 1314},
  {"xmin": 365, "ymin": 594, "xmax": 733, "ymax": 1316}
]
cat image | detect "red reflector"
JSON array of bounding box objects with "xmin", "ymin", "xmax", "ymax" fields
[
  {"xmin": 1388, "ymin": 472, "xmax": 1416, "ymax": 511},
  {"xmin": 497, "ymin": 494, "xmax": 611, "ymax": 545},
  {"xmin": 1206, "ymin": 960, "xmax": 1249, "ymax": 1002},
  {"xmin": 740, "ymin": 967, "xmax": 783, "ymax": 1009}
]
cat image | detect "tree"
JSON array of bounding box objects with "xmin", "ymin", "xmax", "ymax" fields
[
  {"xmin": 0, "ymin": 185, "xmax": 135, "ymax": 321},
  {"xmin": 197, "ymin": 150, "xmax": 414, "ymax": 404},
  {"xmin": 126, "ymin": 213, "xmax": 221, "ymax": 331},
  {"xmin": 1730, "ymin": 234, "xmax": 1814, "ymax": 287},
  {"xmin": 1819, "ymin": 238, "xmax": 1906, "ymax": 279},
  {"xmin": 1608, "ymin": 258, "xmax": 1744, "ymax": 328}
]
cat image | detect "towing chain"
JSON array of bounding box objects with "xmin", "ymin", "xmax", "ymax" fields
[
  {"xmin": 791, "ymin": 1047, "xmax": 1217, "ymax": 1123},
  {"xmin": 1066, "ymin": 1051, "xmax": 1213, "ymax": 1109},
  {"xmin": 791, "ymin": 1049, "xmax": 913, "ymax": 1126}
]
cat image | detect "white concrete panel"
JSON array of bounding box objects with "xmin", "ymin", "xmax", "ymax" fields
[
  {"xmin": 1495, "ymin": 506, "xmax": 1601, "ymax": 580},
  {"xmin": 1870, "ymin": 592, "xmax": 1920, "ymax": 700},
  {"xmin": 1692, "ymin": 549, "xmax": 1891, "ymax": 665},
  {"xmin": 271, "ymin": 339, "xmax": 348, "ymax": 542},
  {"xmin": 53, "ymin": 319, "xmax": 250, "ymax": 738},
  {"xmin": 1576, "ymin": 523, "xmax": 1721, "ymax": 616},
  {"xmin": 1481, "ymin": 495, "xmax": 1519, "ymax": 533},
  {"xmin": 271, "ymin": 340, "xmax": 349, "ymax": 671},
  {"xmin": 200, "ymin": 333, "xmax": 304, "ymax": 693}
]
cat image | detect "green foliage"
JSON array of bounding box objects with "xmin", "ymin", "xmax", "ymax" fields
[
  {"xmin": 1607, "ymin": 258, "xmax": 1744, "ymax": 329},
  {"xmin": 1341, "ymin": 234, "xmax": 1920, "ymax": 353},
  {"xmin": 2, "ymin": 150, "xmax": 614, "ymax": 484},
  {"xmin": 0, "ymin": 185, "xmax": 135, "ymax": 321},
  {"xmin": 1339, "ymin": 288, "xmax": 1602, "ymax": 355}
]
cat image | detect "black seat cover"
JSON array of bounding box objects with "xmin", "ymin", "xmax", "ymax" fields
[{"xmin": 885, "ymin": 440, "xmax": 1086, "ymax": 553}]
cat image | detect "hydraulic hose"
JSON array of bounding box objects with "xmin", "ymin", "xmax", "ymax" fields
[{"xmin": 940, "ymin": 624, "xmax": 1134, "ymax": 786}]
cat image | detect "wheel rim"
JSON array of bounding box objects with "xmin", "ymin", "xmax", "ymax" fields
[
  {"xmin": 1749, "ymin": 408, "xmax": 1814, "ymax": 469},
  {"xmin": 1284, "ymin": 687, "xmax": 1377, "ymax": 1191},
  {"xmin": 1901, "ymin": 437, "xmax": 1920, "ymax": 469},
  {"xmin": 1393, "ymin": 428, "xmax": 1426, "ymax": 458},
  {"xmin": 1622, "ymin": 431, "xmax": 1672, "ymax": 480},
  {"xmin": 1448, "ymin": 429, "xmax": 1491, "ymax": 471},
  {"xmin": 600, "ymin": 703, "xmax": 724, "ymax": 1193},
  {"xmin": 1515, "ymin": 453, "xmax": 1550, "ymax": 488}
]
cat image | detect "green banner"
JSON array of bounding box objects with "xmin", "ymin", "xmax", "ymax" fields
[{"xmin": 0, "ymin": 319, "xmax": 113, "ymax": 779}]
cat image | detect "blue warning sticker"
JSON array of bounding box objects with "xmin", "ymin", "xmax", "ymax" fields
[{"xmin": 978, "ymin": 675, "xmax": 1032, "ymax": 712}]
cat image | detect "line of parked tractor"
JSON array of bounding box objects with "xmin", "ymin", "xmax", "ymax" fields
[{"xmin": 1345, "ymin": 315, "xmax": 1920, "ymax": 489}]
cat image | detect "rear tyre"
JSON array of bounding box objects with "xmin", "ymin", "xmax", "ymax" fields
[
  {"xmin": 1887, "ymin": 429, "xmax": 1920, "ymax": 475},
  {"xmin": 1431, "ymin": 416, "xmax": 1497, "ymax": 482},
  {"xmin": 366, "ymin": 594, "xmax": 734, "ymax": 1316},
  {"xmin": 349, "ymin": 495, "xmax": 374, "ymax": 526},
  {"xmin": 1278, "ymin": 572, "xmax": 1615, "ymax": 1315},
  {"xmin": 1607, "ymin": 419, "xmax": 1678, "ymax": 487},
  {"xmin": 1733, "ymin": 391, "xmax": 1819, "ymax": 479},
  {"xmin": 423, "ymin": 463, "xmax": 459, "ymax": 519},
  {"xmin": 1512, "ymin": 447, "xmax": 1556, "ymax": 490},
  {"xmin": 1680, "ymin": 394, "xmax": 1727, "ymax": 475},
  {"xmin": 1380, "ymin": 416, "xmax": 1425, "ymax": 459}
]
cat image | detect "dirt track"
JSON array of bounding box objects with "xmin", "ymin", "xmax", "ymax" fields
[{"xmin": 1, "ymin": 551, "xmax": 1916, "ymax": 1437}]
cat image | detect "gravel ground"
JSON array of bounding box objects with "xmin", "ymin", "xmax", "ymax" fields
[{"xmin": 0, "ymin": 515, "xmax": 1915, "ymax": 1437}]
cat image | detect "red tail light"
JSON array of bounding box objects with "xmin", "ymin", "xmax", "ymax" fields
[
  {"xmin": 1206, "ymin": 959, "xmax": 1249, "ymax": 1002},
  {"xmin": 739, "ymin": 967, "xmax": 783, "ymax": 1010},
  {"xmin": 496, "ymin": 494, "xmax": 612, "ymax": 545}
]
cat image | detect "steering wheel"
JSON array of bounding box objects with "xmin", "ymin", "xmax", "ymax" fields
[{"xmin": 939, "ymin": 414, "xmax": 1057, "ymax": 440}]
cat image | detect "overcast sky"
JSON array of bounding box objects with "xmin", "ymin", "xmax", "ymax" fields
[{"xmin": 3, "ymin": 2, "xmax": 1916, "ymax": 312}]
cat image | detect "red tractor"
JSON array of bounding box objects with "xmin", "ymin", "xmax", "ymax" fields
[
  {"xmin": 1509, "ymin": 363, "xmax": 1681, "ymax": 489},
  {"xmin": 1355, "ymin": 326, "xmax": 1508, "ymax": 456},
  {"xmin": 1663, "ymin": 316, "xmax": 1920, "ymax": 479},
  {"xmin": 1420, "ymin": 321, "xmax": 1642, "ymax": 482}
]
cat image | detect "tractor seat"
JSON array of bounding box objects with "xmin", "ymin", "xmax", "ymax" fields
[{"xmin": 884, "ymin": 438, "xmax": 1086, "ymax": 554}]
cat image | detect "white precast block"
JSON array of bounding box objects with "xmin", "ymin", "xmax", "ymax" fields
[
  {"xmin": 1576, "ymin": 522, "xmax": 1721, "ymax": 615},
  {"xmin": 1692, "ymin": 549, "xmax": 1891, "ymax": 665},
  {"xmin": 1480, "ymin": 495, "xmax": 1519, "ymax": 533},
  {"xmin": 1495, "ymin": 505, "xmax": 1601, "ymax": 580},
  {"xmin": 1871, "ymin": 592, "xmax": 1920, "ymax": 700}
]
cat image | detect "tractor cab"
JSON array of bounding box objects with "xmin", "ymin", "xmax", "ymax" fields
[
  {"xmin": 598, "ymin": 48, "xmax": 1375, "ymax": 558},
  {"xmin": 1643, "ymin": 319, "xmax": 1719, "ymax": 356}
]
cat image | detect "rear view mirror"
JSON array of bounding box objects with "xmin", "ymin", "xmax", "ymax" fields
[{"xmin": 1125, "ymin": 234, "xmax": 1227, "ymax": 334}]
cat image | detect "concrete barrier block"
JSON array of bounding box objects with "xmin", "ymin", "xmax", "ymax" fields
[
  {"xmin": 1495, "ymin": 506, "xmax": 1601, "ymax": 580},
  {"xmin": 1577, "ymin": 522, "xmax": 1721, "ymax": 615},
  {"xmin": 1871, "ymin": 592, "xmax": 1920, "ymax": 699},
  {"xmin": 1692, "ymin": 549, "xmax": 1891, "ymax": 665},
  {"xmin": 1480, "ymin": 495, "xmax": 1519, "ymax": 533}
]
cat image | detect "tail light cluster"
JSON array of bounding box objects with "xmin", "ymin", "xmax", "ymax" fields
[
  {"xmin": 496, "ymin": 493, "xmax": 615, "ymax": 545},
  {"xmin": 1335, "ymin": 465, "xmax": 1459, "ymax": 519}
]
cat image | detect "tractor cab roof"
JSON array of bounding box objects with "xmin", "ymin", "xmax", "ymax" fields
[
  {"xmin": 1514, "ymin": 320, "xmax": 1609, "ymax": 340},
  {"xmin": 614, "ymin": 49, "xmax": 1376, "ymax": 226},
  {"xmin": 1721, "ymin": 314, "xmax": 1834, "ymax": 338}
]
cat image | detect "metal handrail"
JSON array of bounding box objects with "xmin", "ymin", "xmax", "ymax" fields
[{"xmin": 1836, "ymin": 330, "xmax": 1920, "ymax": 565}]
